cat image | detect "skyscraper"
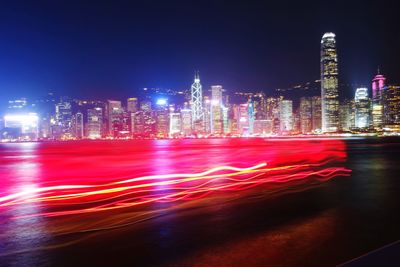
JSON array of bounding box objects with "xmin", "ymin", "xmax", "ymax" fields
[
  {"xmin": 238, "ymin": 104, "xmax": 249, "ymax": 135},
  {"xmin": 299, "ymin": 97, "xmax": 313, "ymax": 134},
  {"xmin": 191, "ymin": 72, "xmax": 203, "ymax": 130},
  {"xmin": 55, "ymin": 98, "xmax": 73, "ymax": 139},
  {"xmin": 87, "ymin": 107, "xmax": 103, "ymax": 139},
  {"xmin": 222, "ymin": 106, "xmax": 229, "ymax": 134},
  {"xmin": 229, "ymin": 104, "xmax": 240, "ymax": 135},
  {"xmin": 74, "ymin": 112, "xmax": 84, "ymax": 139},
  {"xmin": 321, "ymin": 32, "xmax": 339, "ymax": 132},
  {"xmin": 339, "ymin": 99, "xmax": 355, "ymax": 132},
  {"xmin": 253, "ymin": 93, "xmax": 267, "ymax": 120},
  {"xmin": 127, "ymin": 98, "xmax": 138, "ymax": 113},
  {"xmin": 248, "ymin": 98, "xmax": 255, "ymax": 135},
  {"xmin": 311, "ymin": 96, "xmax": 322, "ymax": 133},
  {"xmin": 372, "ymin": 72, "xmax": 386, "ymax": 130},
  {"xmin": 156, "ymin": 109, "xmax": 169, "ymax": 138},
  {"xmin": 279, "ymin": 100, "xmax": 293, "ymax": 134},
  {"xmin": 354, "ymin": 88, "xmax": 370, "ymax": 129},
  {"xmin": 180, "ymin": 109, "xmax": 192, "ymax": 136},
  {"xmin": 140, "ymin": 101, "xmax": 152, "ymax": 112},
  {"xmin": 154, "ymin": 99, "xmax": 169, "ymax": 138},
  {"xmin": 107, "ymin": 100, "xmax": 122, "ymax": 137},
  {"xmin": 266, "ymin": 97, "xmax": 282, "ymax": 134},
  {"xmin": 382, "ymin": 85, "xmax": 400, "ymax": 132},
  {"xmin": 203, "ymin": 96, "xmax": 211, "ymax": 134},
  {"xmin": 169, "ymin": 113, "xmax": 181, "ymax": 137},
  {"xmin": 211, "ymin": 85, "xmax": 223, "ymax": 134}
]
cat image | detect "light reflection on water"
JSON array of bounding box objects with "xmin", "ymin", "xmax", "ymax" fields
[
  {"xmin": 0, "ymin": 138, "xmax": 352, "ymax": 264},
  {"xmin": 0, "ymin": 143, "xmax": 50, "ymax": 265}
]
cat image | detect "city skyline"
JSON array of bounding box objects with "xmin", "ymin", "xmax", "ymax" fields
[
  {"xmin": 1, "ymin": 2, "xmax": 400, "ymax": 266},
  {"xmin": 0, "ymin": 1, "xmax": 399, "ymax": 103},
  {"xmin": 2, "ymin": 53, "xmax": 399, "ymax": 141}
]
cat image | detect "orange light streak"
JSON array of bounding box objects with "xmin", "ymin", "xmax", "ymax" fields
[{"xmin": 0, "ymin": 162, "xmax": 351, "ymax": 219}]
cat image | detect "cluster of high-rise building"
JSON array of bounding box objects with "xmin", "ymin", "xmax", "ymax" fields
[{"xmin": 1, "ymin": 32, "xmax": 400, "ymax": 141}]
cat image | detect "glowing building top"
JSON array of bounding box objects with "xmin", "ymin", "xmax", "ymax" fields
[
  {"xmin": 321, "ymin": 32, "xmax": 336, "ymax": 41},
  {"xmin": 355, "ymin": 87, "xmax": 369, "ymax": 102},
  {"xmin": 372, "ymin": 70, "xmax": 386, "ymax": 101}
]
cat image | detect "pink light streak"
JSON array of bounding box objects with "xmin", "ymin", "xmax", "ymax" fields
[{"xmin": 0, "ymin": 162, "xmax": 351, "ymax": 219}]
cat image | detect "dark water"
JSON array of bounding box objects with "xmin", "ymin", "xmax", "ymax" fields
[{"xmin": 0, "ymin": 138, "xmax": 399, "ymax": 266}]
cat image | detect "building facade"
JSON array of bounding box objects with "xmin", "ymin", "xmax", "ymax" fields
[
  {"xmin": 191, "ymin": 72, "xmax": 203, "ymax": 131},
  {"xmin": 300, "ymin": 97, "xmax": 313, "ymax": 134},
  {"xmin": 279, "ymin": 100, "xmax": 293, "ymax": 134},
  {"xmin": 321, "ymin": 32, "xmax": 340, "ymax": 132},
  {"xmin": 354, "ymin": 88, "xmax": 370, "ymax": 129},
  {"xmin": 87, "ymin": 107, "xmax": 103, "ymax": 139},
  {"xmin": 383, "ymin": 85, "xmax": 400, "ymax": 132},
  {"xmin": 372, "ymin": 72, "xmax": 386, "ymax": 130}
]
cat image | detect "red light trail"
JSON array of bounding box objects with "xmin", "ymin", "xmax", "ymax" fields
[
  {"xmin": 0, "ymin": 139, "xmax": 352, "ymax": 255},
  {"xmin": 0, "ymin": 162, "xmax": 351, "ymax": 219}
]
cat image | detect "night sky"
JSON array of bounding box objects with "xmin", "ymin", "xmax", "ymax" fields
[{"xmin": 0, "ymin": 0, "xmax": 399, "ymax": 103}]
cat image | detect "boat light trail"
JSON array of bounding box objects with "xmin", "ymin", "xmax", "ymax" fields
[{"xmin": 0, "ymin": 162, "xmax": 351, "ymax": 219}]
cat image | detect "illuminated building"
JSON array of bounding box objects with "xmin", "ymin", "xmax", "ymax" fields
[
  {"xmin": 39, "ymin": 117, "xmax": 51, "ymax": 139},
  {"xmin": 156, "ymin": 110, "xmax": 169, "ymax": 138},
  {"xmin": 266, "ymin": 97, "xmax": 282, "ymax": 134},
  {"xmin": 55, "ymin": 98, "xmax": 73, "ymax": 139},
  {"xmin": 8, "ymin": 98, "xmax": 28, "ymax": 110},
  {"xmin": 279, "ymin": 100, "xmax": 293, "ymax": 134},
  {"xmin": 339, "ymin": 99, "xmax": 355, "ymax": 132},
  {"xmin": 300, "ymin": 97, "xmax": 313, "ymax": 134},
  {"xmin": 354, "ymin": 88, "xmax": 370, "ymax": 129},
  {"xmin": 131, "ymin": 111, "xmax": 144, "ymax": 137},
  {"xmin": 254, "ymin": 120, "xmax": 271, "ymax": 135},
  {"xmin": 87, "ymin": 107, "xmax": 103, "ymax": 139},
  {"xmin": 248, "ymin": 98, "xmax": 255, "ymax": 135},
  {"xmin": 180, "ymin": 109, "xmax": 192, "ymax": 136},
  {"xmin": 222, "ymin": 106, "xmax": 229, "ymax": 134},
  {"xmin": 382, "ymin": 85, "xmax": 400, "ymax": 132},
  {"xmin": 229, "ymin": 104, "xmax": 240, "ymax": 135},
  {"xmin": 106, "ymin": 100, "xmax": 122, "ymax": 136},
  {"xmin": 239, "ymin": 103, "xmax": 249, "ymax": 135},
  {"xmin": 132, "ymin": 110, "xmax": 156, "ymax": 138},
  {"xmin": 293, "ymin": 109, "xmax": 301, "ymax": 134},
  {"xmin": 212, "ymin": 85, "xmax": 223, "ymax": 103},
  {"xmin": 311, "ymin": 96, "xmax": 322, "ymax": 133},
  {"xmin": 203, "ymin": 96, "xmax": 211, "ymax": 134},
  {"xmin": 191, "ymin": 72, "xmax": 204, "ymax": 131},
  {"xmin": 127, "ymin": 98, "xmax": 138, "ymax": 113},
  {"xmin": 154, "ymin": 99, "xmax": 169, "ymax": 138},
  {"xmin": 144, "ymin": 111, "xmax": 156, "ymax": 137},
  {"xmin": 3, "ymin": 113, "xmax": 39, "ymax": 140},
  {"xmin": 211, "ymin": 85, "xmax": 223, "ymax": 134},
  {"xmin": 74, "ymin": 112, "xmax": 84, "ymax": 139},
  {"xmin": 140, "ymin": 101, "xmax": 152, "ymax": 112},
  {"xmin": 169, "ymin": 113, "xmax": 181, "ymax": 137},
  {"xmin": 119, "ymin": 111, "xmax": 132, "ymax": 138},
  {"xmin": 321, "ymin": 32, "xmax": 340, "ymax": 132},
  {"xmin": 253, "ymin": 93, "xmax": 267, "ymax": 120},
  {"xmin": 156, "ymin": 99, "xmax": 168, "ymax": 106},
  {"xmin": 372, "ymin": 72, "xmax": 386, "ymax": 130}
]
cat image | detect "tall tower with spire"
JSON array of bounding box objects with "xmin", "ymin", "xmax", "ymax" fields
[
  {"xmin": 321, "ymin": 32, "xmax": 340, "ymax": 133},
  {"xmin": 191, "ymin": 71, "xmax": 203, "ymax": 129},
  {"xmin": 371, "ymin": 69, "xmax": 386, "ymax": 130}
]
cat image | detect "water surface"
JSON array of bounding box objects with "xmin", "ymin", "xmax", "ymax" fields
[{"xmin": 0, "ymin": 138, "xmax": 398, "ymax": 266}]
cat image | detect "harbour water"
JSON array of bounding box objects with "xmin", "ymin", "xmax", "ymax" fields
[{"xmin": 0, "ymin": 137, "xmax": 399, "ymax": 266}]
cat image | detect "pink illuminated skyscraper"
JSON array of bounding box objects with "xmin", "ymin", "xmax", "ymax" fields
[
  {"xmin": 371, "ymin": 70, "xmax": 386, "ymax": 130},
  {"xmin": 372, "ymin": 70, "xmax": 386, "ymax": 101}
]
